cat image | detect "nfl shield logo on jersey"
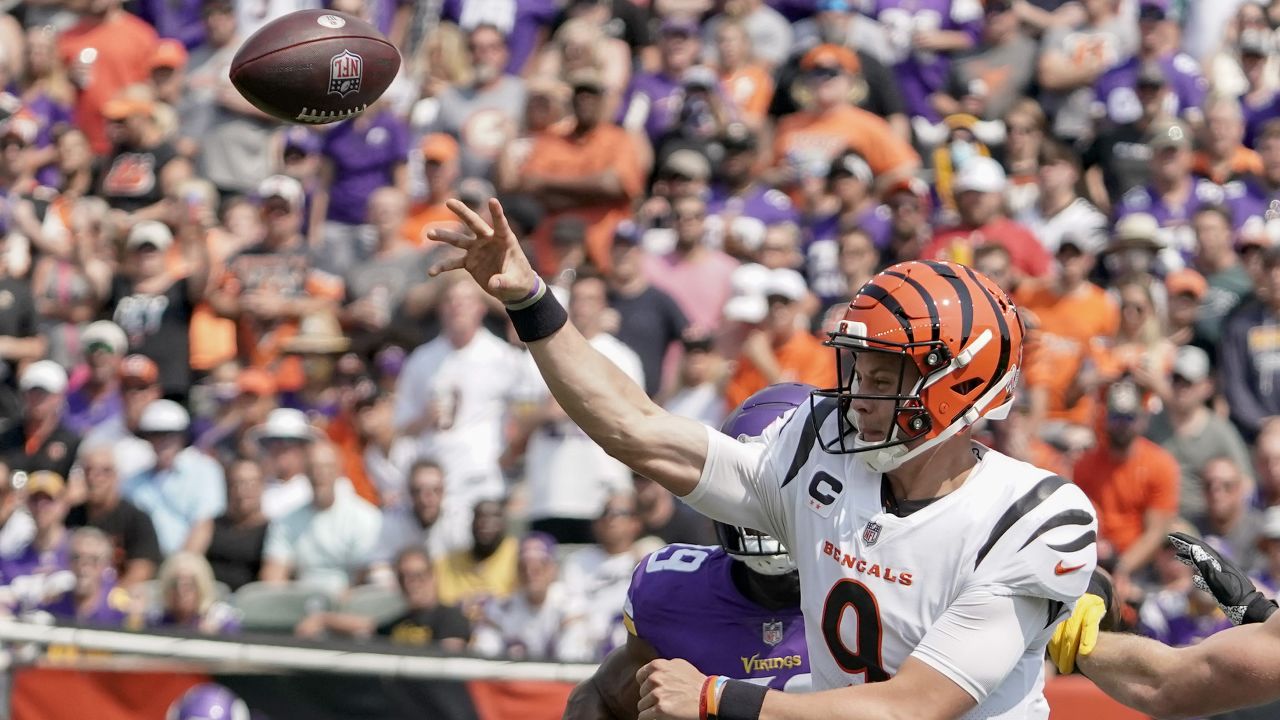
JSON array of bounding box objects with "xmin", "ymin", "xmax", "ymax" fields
[
  {"xmin": 762, "ymin": 621, "xmax": 783, "ymax": 647},
  {"xmin": 862, "ymin": 521, "xmax": 882, "ymax": 546},
  {"xmin": 328, "ymin": 50, "xmax": 363, "ymax": 97}
]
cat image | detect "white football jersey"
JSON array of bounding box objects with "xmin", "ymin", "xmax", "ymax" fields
[{"xmin": 689, "ymin": 399, "xmax": 1099, "ymax": 719}]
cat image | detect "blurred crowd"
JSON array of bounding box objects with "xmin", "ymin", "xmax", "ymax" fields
[{"xmin": 1, "ymin": 0, "xmax": 1280, "ymax": 663}]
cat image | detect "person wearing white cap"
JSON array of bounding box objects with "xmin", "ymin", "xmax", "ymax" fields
[
  {"xmin": 65, "ymin": 320, "xmax": 129, "ymax": 435},
  {"xmin": 0, "ymin": 360, "xmax": 80, "ymax": 479},
  {"xmin": 82, "ymin": 216, "xmax": 209, "ymax": 403},
  {"xmin": 247, "ymin": 408, "xmax": 323, "ymax": 521},
  {"xmin": 1147, "ymin": 345, "xmax": 1254, "ymax": 520},
  {"xmin": 121, "ymin": 399, "xmax": 226, "ymax": 556},
  {"xmin": 922, "ymin": 155, "xmax": 1054, "ymax": 279},
  {"xmin": 724, "ymin": 268, "xmax": 833, "ymax": 409}
]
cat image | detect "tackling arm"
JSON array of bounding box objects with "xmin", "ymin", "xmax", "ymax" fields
[
  {"xmin": 563, "ymin": 634, "xmax": 657, "ymax": 720},
  {"xmin": 1078, "ymin": 614, "xmax": 1280, "ymax": 719}
]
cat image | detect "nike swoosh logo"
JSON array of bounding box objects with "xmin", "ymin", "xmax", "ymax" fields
[{"xmin": 1055, "ymin": 561, "xmax": 1086, "ymax": 576}]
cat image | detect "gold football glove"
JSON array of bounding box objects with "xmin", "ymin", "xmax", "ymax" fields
[{"xmin": 1048, "ymin": 593, "xmax": 1105, "ymax": 675}]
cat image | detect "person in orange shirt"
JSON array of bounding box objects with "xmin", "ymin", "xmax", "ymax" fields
[
  {"xmin": 725, "ymin": 268, "xmax": 835, "ymax": 407},
  {"xmin": 1016, "ymin": 232, "xmax": 1120, "ymax": 443},
  {"xmin": 518, "ymin": 67, "xmax": 644, "ymax": 275},
  {"xmin": 1073, "ymin": 380, "xmax": 1180, "ymax": 595},
  {"xmin": 771, "ymin": 44, "xmax": 920, "ymax": 197},
  {"xmin": 713, "ymin": 18, "xmax": 775, "ymax": 129},
  {"xmin": 402, "ymin": 133, "xmax": 464, "ymax": 247},
  {"xmin": 1194, "ymin": 95, "xmax": 1263, "ymax": 184},
  {"xmin": 57, "ymin": 0, "xmax": 159, "ymax": 156}
]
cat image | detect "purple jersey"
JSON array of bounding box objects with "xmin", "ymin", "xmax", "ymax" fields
[
  {"xmin": 1116, "ymin": 178, "xmax": 1260, "ymax": 260},
  {"xmin": 619, "ymin": 73, "xmax": 684, "ymax": 147},
  {"xmin": 1243, "ymin": 93, "xmax": 1280, "ymax": 149},
  {"xmin": 707, "ymin": 185, "xmax": 799, "ymax": 227},
  {"xmin": 64, "ymin": 386, "xmax": 123, "ymax": 436},
  {"xmin": 134, "ymin": 0, "xmax": 206, "ymax": 48},
  {"xmin": 625, "ymin": 545, "xmax": 810, "ymax": 692},
  {"xmin": 874, "ymin": 0, "xmax": 983, "ymax": 121},
  {"xmin": 1094, "ymin": 54, "xmax": 1207, "ymax": 126},
  {"xmin": 321, "ymin": 110, "xmax": 409, "ymax": 225},
  {"xmin": 1, "ymin": 535, "xmax": 70, "ymax": 584},
  {"xmin": 443, "ymin": 0, "xmax": 558, "ymax": 74},
  {"xmin": 804, "ymin": 205, "xmax": 892, "ymax": 307},
  {"xmin": 39, "ymin": 579, "xmax": 132, "ymax": 626},
  {"xmin": 22, "ymin": 95, "xmax": 73, "ymax": 188}
]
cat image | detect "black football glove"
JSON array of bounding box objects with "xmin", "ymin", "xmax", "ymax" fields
[{"xmin": 1169, "ymin": 531, "xmax": 1277, "ymax": 625}]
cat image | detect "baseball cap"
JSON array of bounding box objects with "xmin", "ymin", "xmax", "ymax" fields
[
  {"xmin": 800, "ymin": 44, "xmax": 860, "ymax": 74},
  {"xmin": 828, "ymin": 151, "xmax": 873, "ymax": 184},
  {"xmin": 953, "ymin": 156, "xmax": 1007, "ymax": 194},
  {"xmin": 1165, "ymin": 268, "xmax": 1208, "ymax": 299},
  {"xmin": 150, "ymin": 39, "xmax": 188, "ymax": 71},
  {"xmin": 1057, "ymin": 231, "xmax": 1105, "ymax": 257},
  {"xmin": 125, "ymin": 220, "xmax": 174, "ymax": 252},
  {"xmin": 765, "ymin": 268, "xmax": 808, "ymax": 303},
  {"xmin": 720, "ymin": 122, "xmax": 758, "ymax": 152},
  {"xmin": 19, "ymin": 360, "xmax": 68, "ymax": 395},
  {"xmin": 1111, "ymin": 213, "xmax": 1162, "ymax": 249},
  {"xmin": 1138, "ymin": 0, "xmax": 1169, "ymax": 20},
  {"xmin": 283, "ymin": 127, "xmax": 321, "ymax": 156},
  {"xmin": 249, "ymin": 408, "xmax": 322, "ymax": 444},
  {"xmin": 25, "ymin": 471, "xmax": 65, "ymax": 498},
  {"xmin": 237, "ymin": 367, "xmax": 277, "ymax": 397},
  {"xmin": 1105, "ymin": 381, "xmax": 1143, "ymax": 418},
  {"xmin": 659, "ymin": 17, "xmax": 699, "ymax": 37},
  {"xmin": 258, "ymin": 174, "xmax": 304, "ymax": 211},
  {"xmin": 520, "ymin": 531, "xmax": 558, "ymax": 561},
  {"xmin": 1146, "ymin": 118, "xmax": 1191, "ymax": 150},
  {"xmin": 1172, "ymin": 345, "xmax": 1210, "ymax": 383},
  {"xmin": 661, "ymin": 150, "xmax": 711, "ymax": 181},
  {"xmin": 420, "ymin": 133, "xmax": 459, "ymax": 164},
  {"xmin": 613, "ymin": 220, "xmax": 643, "ymax": 247},
  {"xmin": 138, "ymin": 399, "xmax": 190, "ymax": 434},
  {"xmin": 81, "ymin": 320, "xmax": 128, "ymax": 356},
  {"xmin": 120, "ymin": 354, "xmax": 159, "ymax": 385}
]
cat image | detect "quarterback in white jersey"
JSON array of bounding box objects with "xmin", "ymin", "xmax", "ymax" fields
[{"xmin": 425, "ymin": 199, "xmax": 1099, "ymax": 720}]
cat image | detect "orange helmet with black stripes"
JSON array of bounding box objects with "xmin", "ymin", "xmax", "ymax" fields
[{"xmin": 812, "ymin": 260, "xmax": 1024, "ymax": 472}]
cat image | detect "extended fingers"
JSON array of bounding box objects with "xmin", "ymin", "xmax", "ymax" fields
[
  {"xmin": 428, "ymin": 254, "xmax": 467, "ymax": 277},
  {"xmin": 427, "ymin": 227, "xmax": 476, "ymax": 249},
  {"xmin": 488, "ymin": 197, "xmax": 514, "ymax": 240},
  {"xmin": 446, "ymin": 198, "xmax": 494, "ymax": 239}
]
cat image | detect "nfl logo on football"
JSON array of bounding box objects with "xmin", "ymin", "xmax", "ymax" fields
[
  {"xmin": 328, "ymin": 50, "xmax": 363, "ymax": 97},
  {"xmin": 762, "ymin": 621, "xmax": 783, "ymax": 647},
  {"xmin": 862, "ymin": 521, "xmax": 882, "ymax": 546}
]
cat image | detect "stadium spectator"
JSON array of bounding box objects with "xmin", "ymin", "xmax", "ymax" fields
[
  {"xmin": 429, "ymin": 24, "xmax": 524, "ymax": 182},
  {"xmin": 1083, "ymin": 59, "xmax": 1168, "ymax": 212},
  {"xmin": 816, "ymin": 226, "xmax": 882, "ymax": 333},
  {"xmin": 562, "ymin": 492, "xmax": 651, "ymax": 657},
  {"xmin": 724, "ymin": 268, "xmax": 832, "ymax": 408},
  {"xmin": 372, "ymin": 459, "xmax": 468, "ymax": 583},
  {"xmin": 1189, "ymin": 205, "xmax": 1253, "ymax": 349},
  {"xmin": 31, "ymin": 526, "xmax": 136, "ymax": 627},
  {"xmin": 0, "ymin": 459, "xmax": 35, "ymax": 560},
  {"xmin": 1104, "ymin": 280, "xmax": 1177, "ymax": 409},
  {"xmin": 1074, "ymin": 380, "xmax": 1181, "ymax": 595},
  {"xmin": 1016, "ymin": 140, "xmax": 1108, "ymax": 256},
  {"xmin": 260, "ymin": 441, "xmax": 381, "ymax": 594},
  {"xmin": 934, "ymin": 0, "xmax": 1037, "ymax": 121},
  {"xmin": 95, "ymin": 88, "xmax": 180, "ymax": 216},
  {"xmin": 804, "ymin": 152, "xmax": 885, "ymax": 307},
  {"xmin": 350, "ymin": 390, "xmax": 416, "ymax": 514},
  {"xmin": 520, "ymin": 271, "xmax": 644, "ymax": 544},
  {"xmin": 1195, "ymin": 456, "xmax": 1264, "ymax": 572},
  {"xmin": 196, "ymin": 368, "xmax": 277, "ymax": 467},
  {"xmin": 642, "ymin": 193, "xmax": 738, "ymax": 334},
  {"xmin": 63, "ymin": 320, "xmax": 127, "ymax": 434},
  {"xmin": 1037, "ymin": 0, "xmax": 1136, "ymax": 143},
  {"xmin": 66, "ymin": 445, "xmax": 160, "ymax": 588},
  {"xmin": 663, "ymin": 334, "xmax": 729, "ymax": 428},
  {"xmin": 296, "ymin": 546, "xmax": 470, "ymax": 649},
  {"xmin": 122, "ymin": 399, "xmax": 224, "ymax": 556},
  {"xmin": 923, "ymin": 156, "xmax": 1052, "ymax": 279},
  {"xmin": 1137, "ymin": 530, "xmax": 1234, "ymax": 647},
  {"xmin": 198, "ymin": 458, "xmax": 268, "ymax": 592},
  {"xmin": 605, "ymin": 222, "xmax": 688, "ymax": 398},
  {"xmin": 528, "ymin": 19, "xmax": 630, "ymax": 121},
  {"xmin": 632, "ymin": 472, "xmax": 715, "ymax": 546},
  {"xmin": 1146, "ymin": 345, "xmax": 1253, "ymax": 518},
  {"xmin": 1098, "ymin": 1, "xmax": 1207, "ymax": 129},
  {"xmin": 1, "ymin": 360, "xmax": 79, "ymax": 478},
  {"xmin": 402, "ymin": 134, "xmax": 463, "ymax": 246},
  {"xmin": 1164, "ymin": 268, "xmax": 1206, "ymax": 347},
  {"xmin": 435, "ymin": 499, "xmax": 518, "ymax": 620},
  {"xmin": 276, "ymin": 312, "xmax": 350, "ymax": 422},
  {"xmin": 1196, "ymin": 94, "xmax": 1259, "ymax": 185},
  {"xmin": 147, "ymin": 552, "xmax": 240, "ymax": 634},
  {"xmin": 1, "ymin": 471, "xmax": 71, "ymax": 583},
  {"xmin": 473, "ymin": 532, "xmax": 593, "ymax": 661},
  {"xmin": 710, "ymin": 18, "xmax": 775, "ymax": 128},
  {"xmin": 84, "ymin": 219, "xmax": 208, "ymax": 402},
  {"xmin": 1220, "ymin": 246, "xmax": 1280, "ymax": 442},
  {"xmin": 80, "ymin": 354, "xmax": 159, "ymax": 480},
  {"xmin": 0, "ymin": 231, "xmax": 44, "ymax": 420},
  {"xmin": 394, "ymin": 278, "xmax": 521, "ymax": 515}
]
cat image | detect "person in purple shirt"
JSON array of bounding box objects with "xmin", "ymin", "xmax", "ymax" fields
[
  {"xmin": 316, "ymin": 105, "xmax": 408, "ymax": 273},
  {"xmin": 707, "ymin": 124, "xmax": 799, "ymax": 229},
  {"xmin": 33, "ymin": 527, "xmax": 135, "ymax": 627},
  {"xmin": 1094, "ymin": 2, "xmax": 1207, "ymax": 127},
  {"xmin": 64, "ymin": 321, "xmax": 127, "ymax": 435},
  {"xmin": 871, "ymin": 0, "xmax": 982, "ymax": 122},
  {"xmin": 618, "ymin": 18, "xmax": 702, "ymax": 148},
  {"xmin": 803, "ymin": 151, "xmax": 891, "ymax": 309},
  {"xmin": 133, "ymin": 0, "xmax": 207, "ymax": 49},
  {"xmin": 443, "ymin": 0, "xmax": 559, "ymax": 74},
  {"xmin": 1, "ymin": 471, "xmax": 72, "ymax": 585},
  {"xmin": 564, "ymin": 385, "xmax": 812, "ymax": 717}
]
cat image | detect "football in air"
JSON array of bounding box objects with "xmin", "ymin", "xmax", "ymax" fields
[{"xmin": 230, "ymin": 9, "xmax": 400, "ymax": 125}]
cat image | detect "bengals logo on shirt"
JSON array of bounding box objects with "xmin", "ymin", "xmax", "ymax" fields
[{"xmin": 102, "ymin": 153, "xmax": 157, "ymax": 198}]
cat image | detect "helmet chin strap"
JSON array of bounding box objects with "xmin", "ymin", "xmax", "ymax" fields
[{"xmin": 740, "ymin": 553, "xmax": 798, "ymax": 576}]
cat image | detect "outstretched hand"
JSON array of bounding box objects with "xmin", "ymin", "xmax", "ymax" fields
[{"xmin": 427, "ymin": 198, "xmax": 538, "ymax": 304}]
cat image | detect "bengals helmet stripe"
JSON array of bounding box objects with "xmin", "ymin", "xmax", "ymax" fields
[
  {"xmin": 882, "ymin": 270, "xmax": 940, "ymax": 343},
  {"xmin": 926, "ymin": 260, "xmax": 974, "ymax": 345},
  {"xmin": 960, "ymin": 264, "xmax": 1013, "ymax": 402},
  {"xmin": 858, "ymin": 281, "xmax": 915, "ymax": 342}
]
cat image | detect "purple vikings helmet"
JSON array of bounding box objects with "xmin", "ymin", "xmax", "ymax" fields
[
  {"xmin": 715, "ymin": 383, "xmax": 815, "ymax": 576},
  {"xmin": 166, "ymin": 683, "xmax": 250, "ymax": 720}
]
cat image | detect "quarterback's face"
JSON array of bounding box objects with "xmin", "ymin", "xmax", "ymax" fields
[{"xmin": 847, "ymin": 351, "xmax": 920, "ymax": 444}]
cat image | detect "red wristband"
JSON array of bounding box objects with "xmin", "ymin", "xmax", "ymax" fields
[{"xmin": 699, "ymin": 675, "xmax": 716, "ymax": 720}]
